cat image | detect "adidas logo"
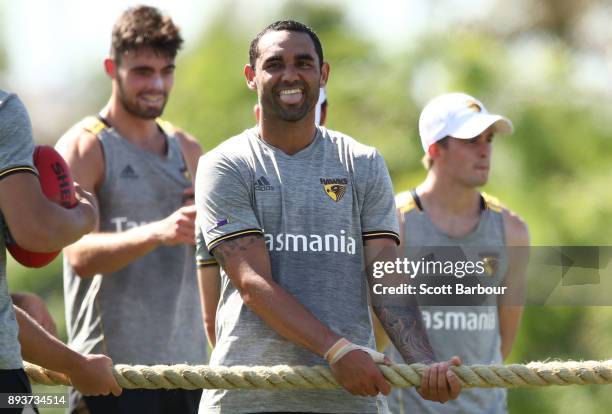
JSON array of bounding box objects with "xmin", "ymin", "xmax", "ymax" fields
[
  {"xmin": 254, "ymin": 176, "xmax": 274, "ymax": 191},
  {"xmin": 120, "ymin": 165, "xmax": 138, "ymax": 179}
]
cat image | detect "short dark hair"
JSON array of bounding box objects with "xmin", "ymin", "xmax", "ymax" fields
[
  {"xmin": 422, "ymin": 137, "xmax": 449, "ymax": 170},
  {"xmin": 249, "ymin": 20, "xmax": 324, "ymax": 70},
  {"xmin": 111, "ymin": 5, "xmax": 183, "ymax": 63}
]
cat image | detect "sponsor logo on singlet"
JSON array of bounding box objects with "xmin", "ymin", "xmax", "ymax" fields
[
  {"xmin": 320, "ymin": 177, "xmax": 348, "ymax": 202},
  {"xmin": 422, "ymin": 310, "xmax": 497, "ymax": 331},
  {"xmin": 110, "ymin": 217, "xmax": 149, "ymax": 232},
  {"xmin": 264, "ymin": 230, "xmax": 356, "ymax": 254}
]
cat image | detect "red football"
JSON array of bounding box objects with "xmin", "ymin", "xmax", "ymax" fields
[{"xmin": 6, "ymin": 145, "xmax": 77, "ymax": 268}]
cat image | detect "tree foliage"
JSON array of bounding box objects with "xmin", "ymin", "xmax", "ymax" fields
[{"xmin": 6, "ymin": 1, "xmax": 612, "ymax": 412}]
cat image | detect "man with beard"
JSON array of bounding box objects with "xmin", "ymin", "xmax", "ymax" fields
[
  {"xmin": 56, "ymin": 6, "xmax": 206, "ymax": 414},
  {"xmin": 195, "ymin": 87, "xmax": 328, "ymax": 348},
  {"xmin": 195, "ymin": 21, "xmax": 461, "ymax": 414}
]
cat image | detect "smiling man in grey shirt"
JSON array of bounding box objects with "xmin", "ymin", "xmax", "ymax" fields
[{"xmin": 195, "ymin": 20, "xmax": 462, "ymax": 414}]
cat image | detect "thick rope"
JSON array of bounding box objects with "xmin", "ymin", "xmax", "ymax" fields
[{"xmin": 24, "ymin": 360, "xmax": 612, "ymax": 390}]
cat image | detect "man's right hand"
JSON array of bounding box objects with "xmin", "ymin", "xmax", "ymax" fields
[
  {"xmin": 67, "ymin": 354, "xmax": 122, "ymax": 397},
  {"xmin": 152, "ymin": 204, "xmax": 196, "ymax": 246},
  {"xmin": 330, "ymin": 350, "xmax": 391, "ymax": 397}
]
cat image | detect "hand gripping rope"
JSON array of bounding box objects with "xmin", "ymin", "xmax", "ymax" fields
[{"xmin": 24, "ymin": 360, "xmax": 612, "ymax": 390}]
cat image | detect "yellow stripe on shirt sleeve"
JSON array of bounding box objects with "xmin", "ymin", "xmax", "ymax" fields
[
  {"xmin": 0, "ymin": 165, "xmax": 37, "ymax": 180},
  {"xmin": 197, "ymin": 258, "xmax": 218, "ymax": 268},
  {"xmin": 362, "ymin": 231, "xmax": 401, "ymax": 245},
  {"xmin": 207, "ymin": 229, "xmax": 264, "ymax": 252}
]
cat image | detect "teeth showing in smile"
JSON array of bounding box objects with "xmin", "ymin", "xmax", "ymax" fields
[
  {"xmin": 278, "ymin": 88, "xmax": 303, "ymax": 104},
  {"xmin": 279, "ymin": 88, "xmax": 302, "ymax": 95},
  {"xmin": 141, "ymin": 94, "xmax": 164, "ymax": 104}
]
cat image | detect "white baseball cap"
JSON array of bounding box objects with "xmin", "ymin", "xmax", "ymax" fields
[{"xmin": 418, "ymin": 92, "xmax": 513, "ymax": 152}]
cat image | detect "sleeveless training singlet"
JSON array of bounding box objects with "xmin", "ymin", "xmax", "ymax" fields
[
  {"xmin": 386, "ymin": 190, "xmax": 509, "ymax": 414},
  {"xmin": 63, "ymin": 116, "xmax": 206, "ymax": 365}
]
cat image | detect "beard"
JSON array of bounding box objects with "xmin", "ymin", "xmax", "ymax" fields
[
  {"xmin": 260, "ymin": 82, "xmax": 317, "ymax": 122},
  {"xmin": 117, "ymin": 76, "xmax": 168, "ymax": 120}
]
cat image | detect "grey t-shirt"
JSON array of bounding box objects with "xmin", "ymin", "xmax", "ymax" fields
[
  {"xmin": 0, "ymin": 91, "xmax": 37, "ymax": 369},
  {"xmin": 195, "ymin": 224, "xmax": 216, "ymax": 267},
  {"xmin": 195, "ymin": 126, "xmax": 399, "ymax": 414}
]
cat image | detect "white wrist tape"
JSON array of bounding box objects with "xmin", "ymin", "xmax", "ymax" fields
[{"xmin": 324, "ymin": 338, "xmax": 386, "ymax": 365}]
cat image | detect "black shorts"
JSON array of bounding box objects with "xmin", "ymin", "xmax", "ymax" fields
[
  {"xmin": 69, "ymin": 387, "xmax": 202, "ymax": 414},
  {"xmin": 0, "ymin": 368, "xmax": 39, "ymax": 414}
]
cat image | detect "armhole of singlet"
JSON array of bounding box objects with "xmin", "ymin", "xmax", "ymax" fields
[
  {"xmin": 410, "ymin": 188, "xmax": 424, "ymax": 211},
  {"xmin": 86, "ymin": 114, "xmax": 108, "ymax": 192},
  {"xmin": 481, "ymin": 192, "xmax": 504, "ymax": 213}
]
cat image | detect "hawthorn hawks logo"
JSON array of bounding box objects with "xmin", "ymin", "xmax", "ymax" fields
[
  {"xmin": 467, "ymin": 100, "xmax": 482, "ymax": 112},
  {"xmin": 321, "ymin": 177, "xmax": 348, "ymax": 202},
  {"xmin": 479, "ymin": 252, "xmax": 500, "ymax": 277}
]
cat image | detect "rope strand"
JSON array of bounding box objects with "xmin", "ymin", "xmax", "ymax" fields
[{"xmin": 24, "ymin": 360, "xmax": 612, "ymax": 390}]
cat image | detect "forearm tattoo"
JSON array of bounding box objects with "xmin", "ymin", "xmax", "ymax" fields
[
  {"xmin": 212, "ymin": 234, "xmax": 263, "ymax": 267},
  {"xmin": 375, "ymin": 303, "xmax": 436, "ymax": 364}
]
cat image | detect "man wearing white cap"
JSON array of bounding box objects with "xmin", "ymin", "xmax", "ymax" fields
[{"xmin": 379, "ymin": 92, "xmax": 529, "ymax": 413}]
